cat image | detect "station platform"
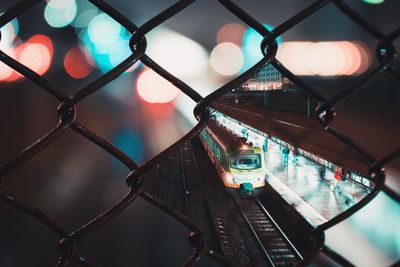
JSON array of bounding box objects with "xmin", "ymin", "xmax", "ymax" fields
[
  {"xmin": 263, "ymin": 142, "xmax": 371, "ymax": 228},
  {"xmin": 211, "ymin": 100, "xmax": 373, "ymax": 227},
  {"xmin": 212, "ymin": 100, "xmax": 371, "ymax": 175}
]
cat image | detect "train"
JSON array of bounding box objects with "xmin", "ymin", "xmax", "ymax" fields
[{"xmin": 199, "ymin": 118, "xmax": 266, "ymax": 196}]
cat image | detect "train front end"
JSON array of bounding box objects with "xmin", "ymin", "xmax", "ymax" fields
[{"xmin": 228, "ymin": 146, "xmax": 265, "ymax": 195}]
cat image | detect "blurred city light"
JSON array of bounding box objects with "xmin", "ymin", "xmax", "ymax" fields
[
  {"xmin": 336, "ymin": 41, "xmax": 361, "ymax": 75},
  {"xmin": 307, "ymin": 42, "xmax": 346, "ymax": 76},
  {"xmin": 276, "ymin": 42, "xmax": 313, "ymax": 75},
  {"xmin": 71, "ymin": 2, "xmax": 98, "ymax": 28},
  {"xmin": 350, "ymin": 192, "xmax": 400, "ymax": 259},
  {"xmin": 0, "ymin": 47, "xmax": 16, "ymax": 81},
  {"xmin": 146, "ymin": 28, "xmax": 208, "ymax": 79},
  {"xmin": 46, "ymin": 0, "xmax": 75, "ymax": 9},
  {"xmin": 88, "ymin": 13, "xmax": 122, "ymax": 47},
  {"xmin": 363, "ymin": 0, "xmax": 385, "ymax": 4},
  {"xmin": 80, "ymin": 13, "xmax": 136, "ymax": 73},
  {"xmin": 210, "ymin": 42, "xmax": 244, "ymax": 76},
  {"xmin": 44, "ymin": 0, "xmax": 77, "ymax": 28},
  {"xmin": 24, "ymin": 34, "xmax": 53, "ymax": 76},
  {"xmin": 18, "ymin": 43, "xmax": 51, "ymax": 76},
  {"xmin": 137, "ymin": 69, "xmax": 180, "ymax": 104},
  {"xmin": 216, "ymin": 23, "xmax": 246, "ymax": 46},
  {"xmin": 2, "ymin": 34, "xmax": 53, "ymax": 82},
  {"xmin": 64, "ymin": 46, "xmax": 92, "ymax": 79},
  {"xmin": 108, "ymin": 37, "xmax": 139, "ymax": 73},
  {"xmin": 276, "ymin": 41, "xmax": 371, "ymax": 76},
  {"xmin": 352, "ymin": 41, "xmax": 371, "ymax": 74},
  {"xmin": 112, "ymin": 128, "xmax": 144, "ymax": 164},
  {"xmin": 242, "ymin": 23, "xmax": 282, "ymax": 69},
  {"xmin": 82, "ymin": 31, "xmax": 134, "ymax": 73},
  {"xmin": 0, "ymin": 14, "xmax": 19, "ymax": 47},
  {"xmin": 0, "ymin": 16, "xmax": 19, "ymax": 82},
  {"xmin": 27, "ymin": 34, "xmax": 54, "ymax": 57}
]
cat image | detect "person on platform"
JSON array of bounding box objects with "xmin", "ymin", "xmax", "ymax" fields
[
  {"xmin": 282, "ymin": 147, "xmax": 290, "ymax": 165},
  {"xmin": 292, "ymin": 148, "xmax": 299, "ymax": 166},
  {"xmin": 331, "ymin": 167, "xmax": 343, "ymax": 193}
]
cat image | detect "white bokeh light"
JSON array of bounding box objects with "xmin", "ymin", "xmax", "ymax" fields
[
  {"xmin": 146, "ymin": 28, "xmax": 208, "ymax": 79},
  {"xmin": 88, "ymin": 13, "xmax": 122, "ymax": 46},
  {"xmin": 137, "ymin": 69, "xmax": 180, "ymax": 104},
  {"xmin": 210, "ymin": 42, "xmax": 244, "ymax": 76},
  {"xmin": 44, "ymin": 0, "xmax": 77, "ymax": 28}
]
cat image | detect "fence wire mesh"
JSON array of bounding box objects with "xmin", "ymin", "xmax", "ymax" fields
[{"xmin": 0, "ymin": 0, "xmax": 399, "ymax": 266}]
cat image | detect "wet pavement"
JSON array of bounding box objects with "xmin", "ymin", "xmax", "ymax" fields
[
  {"xmin": 263, "ymin": 142, "xmax": 372, "ymax": 227},
  {"xmin": 212, "ymin": 106, "xmax": 373, "ymax": 228}
]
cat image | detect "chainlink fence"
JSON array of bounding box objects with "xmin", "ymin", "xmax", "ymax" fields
[{"xmin": 0, "ymin": 0, "xmax": 399, "ymax": 266}]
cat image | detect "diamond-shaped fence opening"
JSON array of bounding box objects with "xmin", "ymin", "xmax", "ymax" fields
[{"xmin": 0, "ymin": 0, "xmax": 399, "ymax": 266}]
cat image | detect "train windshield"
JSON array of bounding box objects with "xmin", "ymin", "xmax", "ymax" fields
[{"xmin": 230, "ymin": 153, "xmax": 261, "ymax": 170}]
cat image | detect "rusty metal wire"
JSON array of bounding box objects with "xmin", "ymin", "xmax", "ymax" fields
[{"xmin": 0, "ymin": 0, "xmax": 399, "ymax": 266}]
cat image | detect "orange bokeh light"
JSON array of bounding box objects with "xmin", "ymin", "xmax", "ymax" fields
[
  {"xmin": 26, "ymin": 34, "xmax": 54, "ymax": 57},
  {"xmin": 0, "ymin": 47, "xmax": 16, "ymax": 81},
  {"xmin": 19, "ymin": 43, "xmax": 51, "ymax": 75},
  {"xmin": 64, "ymin": 46, "xmax": 92, "ymax": 79},
  {"xmin": 353, "ymin": 41, "xmax": 371, "ymax": 74},
  {"xmin": 216, "ymin": 23, "xmax": 246, "ymax": 46},
  {"xmin": 137, "ymin": 69, "xmax": 180, "ymax": 104},
  {"xmin": 4, "ymin": 34, "xmax": 53, "ymax": 82},
  {"xmin": 337, "ymin": 41, "xmax": 361, "ymax": 75},
  {"xmin": 277, "ymin": 41, "xmax": 371, "ymax": 76}
]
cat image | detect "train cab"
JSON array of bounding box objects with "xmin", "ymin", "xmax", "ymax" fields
[{"xmin": 200, "ymin": 119, "xmax": 266, "ymax": 195}]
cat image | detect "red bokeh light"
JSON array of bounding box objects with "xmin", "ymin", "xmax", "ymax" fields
[
  {"xmin": 64, "ymin": 46, "xmax": 92, "ymax": 79},
  {"xmin": 4, "ymin": 34, "xmax": 53, "ymax": 82},
  {"xmin": 0, "ymin": 47, "xmax": 16, "ymax": 81},
  {"xmin": 27, "ymin": 34, "xmax": 54, "ymax": 57}
]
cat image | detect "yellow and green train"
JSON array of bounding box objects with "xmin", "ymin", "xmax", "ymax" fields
[{"xmin": 200, "ymin": 119, "xmax": 265, "ymax": 195}]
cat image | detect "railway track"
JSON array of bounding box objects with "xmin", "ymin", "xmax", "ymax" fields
[
  {"xmin": 187, "ymin": 140, "xmax": 236, "ymax": 259},
  {"xmin": 190, "ymin": 138, "xmax": 268, "ymax": 266},
  {"xmin": 142, "ymin": 141, "xmax": 234, "ymax": 263},
  {"xmin": 143, "ymin": 139, "xmax": 303, "ymax": 266},
  {"xmin": 234, "ymin": 194, "xmax": 303, "ymax": 267}
]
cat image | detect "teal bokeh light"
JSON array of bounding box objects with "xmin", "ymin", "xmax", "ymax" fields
[
  {"xmin": 242, "ymin": 23, "xmax": 282, "ymax": 69},
  {"xmin": 363, "ymin": 0, "xmax": 385, "ymax": 4},
  {"xmin": 44, "ymin": 0, "xmax": 77, "ymax": 28},
  {"xmin": 112, "ymin": 129, "xmax": 144, "ymax": 164},
  {"xmin": 0, "ymin": 13, "xmax": 19, "ymax": 45},
  {"xmin": 82, "ymin": 21, "xmax": 133, "ymax": 73},
  {"xmin": 350, "ymin": 192, "xmax": 400, "ymax": 259},
  {"xmin": 82, "ymin": 12, "xmax": 134, "ymax": 73},
  {"xmin": 88, "ymin": 13, "xmax": 122, "ymax": 46}
]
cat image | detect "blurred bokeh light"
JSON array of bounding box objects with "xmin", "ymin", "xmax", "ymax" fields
[
  {"xmin": 137, "ymin": 68, "xmax": 180, "ymax": 104},
  {"xmin": 243, "ymin": 23, "xmax": 282, "ymax": 69},
  {"xmin": 363, "ymin": 0, "xmax": 385, "ymax": 4},
  {"xmin": 44, "ymin": 0, "xmax": 77, "ymax": 28},
  {"xmin": 64, "ymin": 46, "xmax": 92, "ymax": 79},
  {"xmin": 210, "ymin": 42, "xmax": 244, "ymax": 76},
  {"xmin": 146, "ymin": 28, "xmax": 209, "ymax": 79},
  {"xmin": 276, "ymin": 41, "xmax": 371, "ymax": 76},
  {"xmin": 216, "ymin": 22, "xmax": 246, "ymax": 46}
]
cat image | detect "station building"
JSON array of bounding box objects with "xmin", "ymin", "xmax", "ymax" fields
[{"xmin": 241, "ymin": 63, "xmax": 294, "ymax": 91}]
